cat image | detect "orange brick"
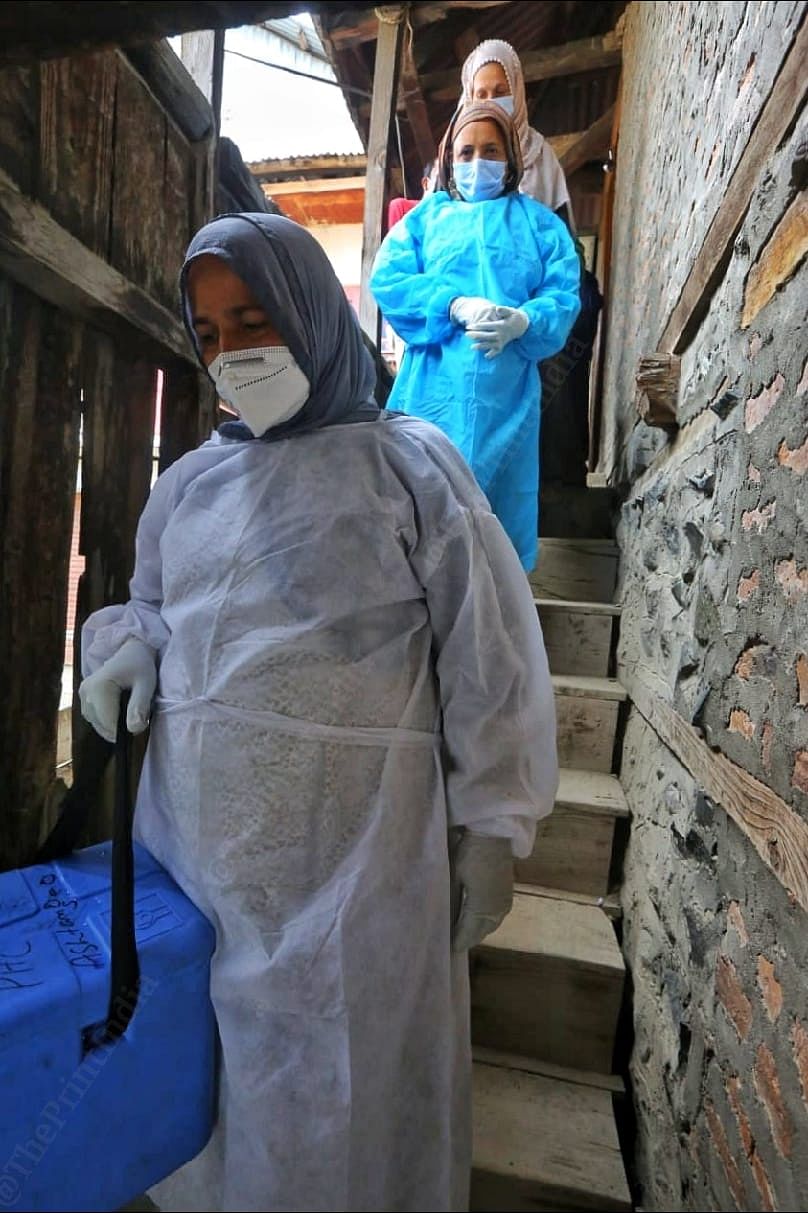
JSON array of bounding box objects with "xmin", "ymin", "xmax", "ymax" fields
[
  {"xmin": 745, "ymin": 374, "xmax": 785, "ymax": 432},
  {"xmin": 778, "ymin": 436, "xmax": 808, "ymax": 474},
  {"xmin": 754, "ymin": 1043, "xmax": 793, "ymax": 1158},
  {"xmin": 729, "ymin": 708, "xmax": 755, "ymax": 739},
  {"xmin": 728, "ymin": 901, "xmax": 749, "ymax": 946},
  {"xmin": 717, "ymin": 955, "xmax": 753, "ymax": 1039},
  {"xmin": 742, "ymin": 502, "xmax": 776, "ymax": 532},
  {"xmin": 798, "ymin": 357, "xmax": 808, "ymax": 396},
  {"xmin": 726, "ymin": 1074, "xmax": 754, "ymax": 1155},
  {"xmin": 776, "ymin": 559, "xmax": 808, "ymax": 602},
  {"xmin": 792, "ymin": 1018, "xmax": 808, "ymax": 1106},
  {"xmin": 750, "ymin": 1152, "xmax": 776, "ymax": 1213},
  {"xmin": 727, "ymin": 1075, "xmax": 776, "ymax": 1212},
  {"xmin": 738, "ymin": 569, "xmax": 761, "ymax": 601},
  {"xmin": 705, "ymin": 1099, "xmax": 747, "ymax": 1209},
  {"xmin": 794, "ymin": 751, "xmax": 808, "ymax": 795},
  {"xmin": 735, "ymin": 643, "xmax": 774, "ymax": 679},
  {"xmin": 757, "ymin": 955, "xmax": 783, "ymax": 1023}
]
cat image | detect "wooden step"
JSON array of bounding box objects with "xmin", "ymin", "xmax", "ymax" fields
[
  {"xmin": 535, "ymin": 597, "xmax": 619, "ymax": 678},
  {"xmin": 471, "ymin": 891, "xmax": 625, "ymax": 1073},
  {"xmin": 530, "ymin": 539, "xmax": 618, "ymax": 604},
  {"xmin": 472, "ymin": 1057, "xmax": 632, "ymax": 1211},
  {"xmin": 516, "ymin": 769, "xmax": 629, "ymax": 897},
  {"xmin": 515, "ymin": 883, "xmax": 622, "ymax": 922},
  {"xmin": 553, "ymin": 675, "xmax": 627, "ymax": 774}
]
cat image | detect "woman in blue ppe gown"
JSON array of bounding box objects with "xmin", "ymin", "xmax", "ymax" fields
[
  {"xmin": 370, "ymin": 101, "xmax": 580, "ymax": 572},
  {"xmin": 77, "ymin": 213, "xmax": 560, "ymax": 1212}
]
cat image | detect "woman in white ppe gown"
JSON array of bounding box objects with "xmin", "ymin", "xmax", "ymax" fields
[{"xmin": 78, "ymin": 213, "xmax": 559, "ymax": 1213}]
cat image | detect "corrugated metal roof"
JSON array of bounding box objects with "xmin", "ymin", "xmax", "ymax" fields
[{"xmin": 260, "ymin": 15, "xmax": 328, "ymax": 62}]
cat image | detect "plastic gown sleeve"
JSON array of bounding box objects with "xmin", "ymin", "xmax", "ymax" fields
[
  {"xmin": 81, "ymin": 470, "xmax": 174, "ymax": 676},
  {"xmin": 513, "ymin": 214, "xmax": 581, "ymax": 364},
  {"xmin": 369, "ymin": 215, "xmax": 457, "ymax": 348},
  {"xmin": 416, "ymin": 504, "xmax": 559, "ymax": 859}
]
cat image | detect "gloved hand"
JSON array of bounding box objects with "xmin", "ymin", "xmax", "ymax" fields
[
  {"xmin": 449, "ymin": 296, "xmax": 500, "ymax": 329},
  {"xmin": 79, "ymin": 637, "xmax": 158, "ymax": 744},
  {"xmin": 466, "ymin": 306, "xmax": 530, "ymax": 358},
  {"xmin": 450, "ymin": 830, "xmax": 514, "ymax": 952}
]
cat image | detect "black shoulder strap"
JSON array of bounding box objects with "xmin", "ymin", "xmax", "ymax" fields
[{"xmin": 39, "ymin": 696, "xmax": 140, "ymax": 1047}]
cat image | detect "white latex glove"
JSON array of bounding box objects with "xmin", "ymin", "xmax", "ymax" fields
[
  {"xmin": 450, "ymin": 830, "xmax": 514, "ymax": 952},
  {"xmin": 79, "ymin": 637, "xmax": 158, "ymax": 744},
  {"xmin": 466, "ymin": 306, "xmax": 530, "ymax": 358},
  {"xmin": 449, "ymin": 296, "xmax": 500, "ymax": 329}
]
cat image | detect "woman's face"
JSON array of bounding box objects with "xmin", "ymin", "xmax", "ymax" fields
[
  {"xmin": 472, "ymin": 61, "xmax": 511, "ymax": 102},
  {"xmin": 452, "ymin": 119, "xmax": 508, "ymax": 165},
  {"xmin": 187, "ymin": 255, "xmax": 284, "ymax": 366}
]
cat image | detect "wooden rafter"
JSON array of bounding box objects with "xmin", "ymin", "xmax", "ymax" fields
[
  {"xmin": 559, "ymin": 104, "xmax": 615, "ymax": 177},
  {"xmin": 0, "ymin": 2, "xmax": 314, "ymax": 66},
  {"xmin": 398, "ymin": 31, "xmax": 437, "ymax": 174},
  {"xmin": 0, "ymin": 166, "xmax": 192, "ymax": 362},
  {"xmin": 324, "ymin": 1, "xmax": 507, "ymax": 49},
  {"xmin": 422, "ymin": 31, "xmax": 623, "ymax": 100},
  {"xmin": 248, "ymin": 153, "xmax": 368, "ymax": 182},
  {"xmin": 359, "ymin": 8, "xmax": 403, "ymax": 341}
]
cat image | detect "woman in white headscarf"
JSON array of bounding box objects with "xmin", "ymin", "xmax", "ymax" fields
[{"xmin": 461, "ymin": 38, "xmax": 574, "ymax": 229}]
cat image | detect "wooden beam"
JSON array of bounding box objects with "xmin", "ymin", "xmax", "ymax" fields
[
  {"xmin": 454, "ymin": 28, "xmax": 480, "ymax": 65},
  {"xmin": 588, "ymin": 79, "xmax": 622, "ymax": 479},
  {"xmin": 359, "ymin": 9, "xmax": 403, "ymax": 342},
  {"xmin": 630, "ymin": 682, "xmax": 808, "ymax": 915},
  {"xmin": 634, "ymin": 353, "xmax": 680, "ymax": 427},
  {"xmin": 126, "ymin": 40, "xmax": 214, "ymax": 142},
  {"xmin": 0, "ymin": 285, "xmax": 82, "ymax": 868},
  {"xmin": 179, "ymin": 30, "xmax": 225, "ymax": 132},
  {"xmin": 423, "ymin": 31, "xmax": 622, "ymax": 100},
  {"xmin": 741, "ymin": 189, "xmax": 808, "ymax": 329},
  {"xmin": 659, "ymin": 13, "xmax": 808, "ymax": 354},
  {"xmin": 324, "ymin": 2, "xmax": 507, "ymax": 48},
  {"xmin": 399, "ymin": 29, "xmax": 437, "ymax": 175},
  {"xmin": 559, "ymin": 104, "xmax": 615, "ymax": 178},
  {"xmin": 0, "ymin": 167, "xmax": 194, "ymax": 363},
  {"xmin": 262, "ymin": 174, "xmax": 366, "ymax": 196},
  {"xmin": 548, "ymin": 131, "xmax": 586, "ymax": 159},
  {"xmin": 0, "ymin": 3, "xmax": 313, "ymax": 66},
  {"xmin": 248, "ymin": 153, "xmax": 368, "ymax": 182}
]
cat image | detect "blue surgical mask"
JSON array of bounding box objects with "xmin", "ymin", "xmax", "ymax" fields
[
  {"xmin": 492, "ymin": 94, "xmax": 515, "ymax": 116},
  {"xmin": 452, "ymin": 159, "xmax": 507, "ymax": 202}
]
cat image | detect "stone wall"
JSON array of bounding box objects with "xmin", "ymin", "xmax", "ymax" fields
[{"xmin": 603, "ymin": 2, "xmax": 808, "ymax": 1208}]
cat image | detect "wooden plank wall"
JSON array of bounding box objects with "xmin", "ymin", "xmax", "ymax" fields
[{"xmin": 0, "ymin": 48, "xmax": 214, "ymax": 869}]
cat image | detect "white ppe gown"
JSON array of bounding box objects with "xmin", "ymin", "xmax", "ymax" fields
[{"xmin": 82, "ymin": 416, "xmax": 558, "ymax": 1213}]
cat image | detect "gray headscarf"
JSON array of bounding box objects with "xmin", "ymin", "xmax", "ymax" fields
[{"xmin": 180, "ymin": 213, "xmax": 380, "ymax": 441}]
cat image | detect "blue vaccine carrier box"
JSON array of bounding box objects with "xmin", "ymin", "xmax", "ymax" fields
[{"xmin": 0, "ymin": 841, "xmax": 216, "ymax": 1212}]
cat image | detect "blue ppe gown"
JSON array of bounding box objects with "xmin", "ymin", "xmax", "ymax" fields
[{"xmin": 370, "ymin": 190, "xmax": 581, "ymax": 571}]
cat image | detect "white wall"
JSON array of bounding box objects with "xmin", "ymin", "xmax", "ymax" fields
[{"xmin": 309, "ymin": 224, "xmax": 362, "ymax": 287}]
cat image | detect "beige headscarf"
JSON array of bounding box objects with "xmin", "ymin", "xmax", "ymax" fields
[
  {"xmin": 460, "ymin": 39, "xmax": 572, "ymax": 216},
  {"xmin": 436, "ymin": 101, "xmax": 523, "ymax": 197}
]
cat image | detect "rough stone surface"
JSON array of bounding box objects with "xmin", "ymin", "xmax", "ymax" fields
[{"xmin": 608, "ymin": 4, "xmax": 808, "ymax": 1209}]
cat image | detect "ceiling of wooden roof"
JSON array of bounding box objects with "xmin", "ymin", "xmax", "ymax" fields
[{"xmin": 316, "ymin": 0, "xmax": 627, "ymax": 197}]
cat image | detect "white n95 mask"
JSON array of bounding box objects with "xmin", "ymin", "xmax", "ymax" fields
[{"xmin": 209, "ymin": 345, "xmax": 311, "ymax": 436}]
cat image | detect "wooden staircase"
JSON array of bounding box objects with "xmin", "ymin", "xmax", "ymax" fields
[{"xmin": 470, "ymin": 538, "xmax": 633, "ymax": 1212}]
